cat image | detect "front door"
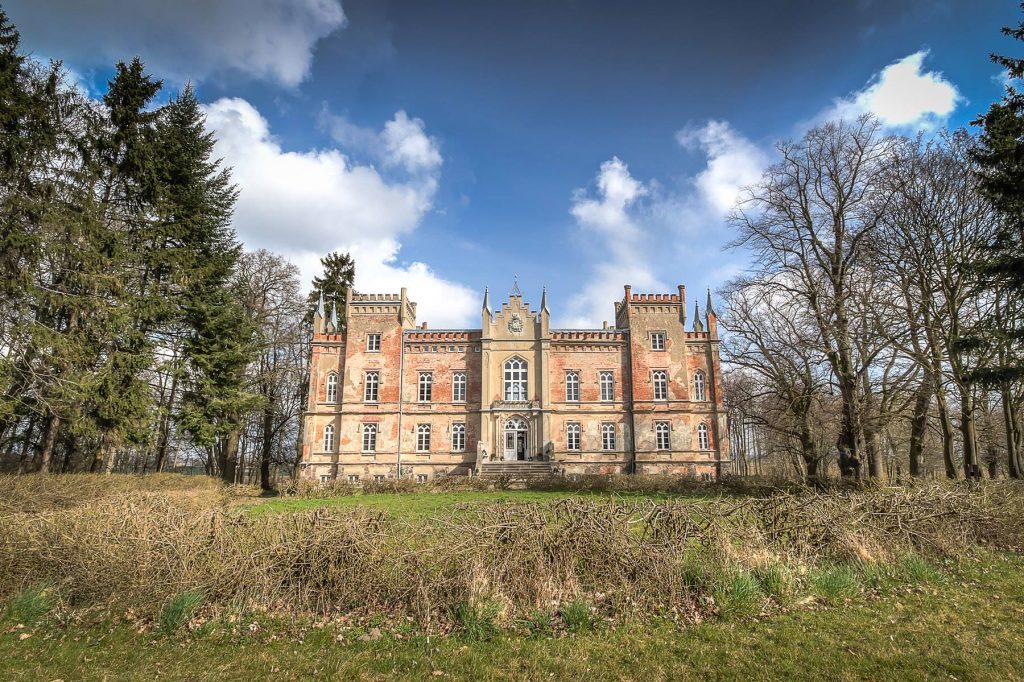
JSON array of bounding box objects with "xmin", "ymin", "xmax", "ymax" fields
[
  {"xmin": 503, "ymin": 417, "xmax": 528, "ymax": 461},
  {"xmin": 503, "ymin": 431, "xmax": 516, "ymax": 461}
]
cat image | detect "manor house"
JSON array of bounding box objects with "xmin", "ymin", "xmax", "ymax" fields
[{"xmin": 301, "ymin": 281, "xmax": 729, "ymax": 483}]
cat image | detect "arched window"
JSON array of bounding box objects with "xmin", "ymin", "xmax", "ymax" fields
[
  {"xmin": 451, "ymin": 423, "xmax": 466, "ymax": 452},
  {"xmin": 653, "ymin": 370, "xmax": 668, "ymax": 401},
  {"xmin": 693, "ymin": 371, "xmax": 707, "ymax": 402},
  {"xmin": 565, "ymin": 371, "xmax": 580, "ymax": 402},
  {"xmin": 655, "ymin": 421, "xmax": 670, "ymax": 450},
  {"xmin": 601, "ymin": 423, "xmax": 616, "ymax": 450},
  {"xmin": 504, "ymin": 357, "xmax": 527, "ymax": 401},
  {"xmin": 418, "ymin": 372, "xmax": 433, "ymax": 402},
  {"xmin": 361, "ymin": 423, "xmax": 377, "ymax": 452},
  {"xmin": 697, "ymin": 423, "xmax": 710, "ymax": 450},
  {"xmin": 452, "ymin": 372, "xmax": 467, "ymax": 402},
  {"xmin": 566, "ymin": 422, "xmax": 581, "ymax": 451},
  {"xmin": 326, "ymin": 373, "xmax": 338, "ymax": 403},
  {"xmin": 323, "ymin": 424, "xmax": 335, "ymax": 451},
  {"xmin": 599, "ymin": 371, "xmax": 614, "ymax": 402},
  {"xmin": 364, "ymin": 371, "xmax": 379, "ymax": 403},
  {"xmin": 416, "ymin": 424, "xmax": 431, "ymax": 452}
]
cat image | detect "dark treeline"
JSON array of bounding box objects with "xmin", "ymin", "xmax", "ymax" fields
[
  {"xmin": 0, "ymin": 11, "xmax": 353, "ymax": 487},
  {"xmin": 723, "ymin": 9, "xmax": 1024, "ymax": 482}
]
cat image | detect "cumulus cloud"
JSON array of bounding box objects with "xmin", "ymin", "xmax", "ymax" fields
[
  {"xmin": 202, "ymin": 97, "xmax": 476, "ymax": 327},
  {"xmin": 320, "ymin": 109, "xmax": 443, "ymax": 174},
  {"xmin": 5, "ymin": 0, "xmax": 345, "ymax": 87},
  {"xmin": 821, "ymin": 50, "xmax": 962, "ymax": 129},
  {"xmin": 675, "ymin": 120, "xmax": 769, "ymax": 216}
]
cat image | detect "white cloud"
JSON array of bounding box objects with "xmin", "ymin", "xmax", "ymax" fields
[
  {"xmin": 675, "ymin": 120, "xmax": 768, "ymax": 215},
  {"xmin": 822, "ymin": 50, "xmax": 962, "ymax": 129},
  {"xmin": 202, "ymin": 97, "xmax": 476, "ymax": 328},
  {"xmin": 321, "ymin": 109, "xmax": 442, "ymax": 174},
  {"xmin": 6, "ymin": 0, "xmax": 345, "ymax": 87}
]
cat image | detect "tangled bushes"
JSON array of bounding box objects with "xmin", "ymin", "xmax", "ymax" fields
[{"xmin": 1, "ymin": 481, "xmax": 1020, "ymax": 633}]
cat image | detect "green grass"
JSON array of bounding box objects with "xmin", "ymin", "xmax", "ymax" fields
[
  {"xmin": 4, "ymin": 554, "xmax": 1022, "ymax": 681},
  {"xmin": 158, "ymin": 590, "xmax": 205, "ymax": 634},
  {"xmin": 245, "ymin": 489, "xmax": 705, "ymax": 520},
  {"xmin": 2, "ymin": 585, "xmax": 52, "ymax": 626}
]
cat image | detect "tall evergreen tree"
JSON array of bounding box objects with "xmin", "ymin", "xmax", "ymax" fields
[{"xmin": 305, "ymin": 251, "xmax": 355, "ymax": 328}]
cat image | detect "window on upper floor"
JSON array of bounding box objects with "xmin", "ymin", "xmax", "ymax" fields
[
  {"xmin": 364, "ymin": 371, "xmax": 379, "ymax": 403},
  {"xmin": 325, "ymin": 372, "xmax": 338, "ymax": 403},
  {"xmin": 416, "ymin": 424, "xmax": 431, "ymax": 452},
  {"xmin": 599, "ymin": 371, "xmax": 614, "ymax": 402},
  {"xmin": 693, "ymin": 370, "xmax": 707, "ymax": 402},
  {"xmin": 653, "ymin": 370, "xmax": 668, "ymax": 401},
  {"xmin": 655, "ymin": 421, "xmax": 670, "ymax": 450},
  {"xmin": 452, "ymin": 372, "xmax": 467, "ymax": 402},
  {"xmin": 651, "ymin": 332, "xmax": 666, "ymax": 351},
  {"xmin": 566, "ymin": 422, "xmax": 581, "ymax": 451},
  {"xmin": 362, "ymin": 423, "xmax": 377, "ymax": 453},
  {"xmin": 451, "ymin": 423, "xmax": 466, "ymax": 452},
  {"xmin": 418, "ymin": 372, "xmax": 433, "ymax": 402},
  {"xmin": 367, "ymin": 333, "xmax": 381, "ymax": 352},
  {"xmin": 601, "ymin": 422, "xmax": 616, "ymax": 450},
  {"xmin": 565, "ymin": 371, "xmax": 580, "ymax": 402},
  {"xmin": 323, "ymin": 424, "xmax": 335, "ymax": 452},
  {"xmin": 504, "ymin": 357, "xmax": 527, "ymax": 401},
  {"xmin": 697, "ymin": 422, "xmax": 710, "ymax": 450}
]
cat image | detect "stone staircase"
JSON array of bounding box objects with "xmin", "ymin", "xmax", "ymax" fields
[{"xmin": 478, "ymin": 460, "xmax": 554, "ymax": 479}]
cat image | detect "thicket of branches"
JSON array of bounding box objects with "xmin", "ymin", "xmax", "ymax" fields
[{"xmin": 0, "ymin": 12, "xmax": 354, "ymax": 487}]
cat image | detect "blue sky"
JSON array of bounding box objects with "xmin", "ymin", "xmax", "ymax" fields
[{"xmin": 6, "ymin": 0, "xmax": 1018, "ymax": 327}]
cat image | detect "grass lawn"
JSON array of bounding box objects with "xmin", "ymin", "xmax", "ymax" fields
[
  {"xmin": 245, "ymin": 488, "xmax": 709, "ymax": 519},
  {"xmin": 4, "ymin": 553, "xmax": 1023, "ymax": 681}
]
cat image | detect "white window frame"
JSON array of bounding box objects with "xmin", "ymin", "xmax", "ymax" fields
[
  {"xmin": 323, "ymin": 424, "xmax": 335, "ymax": 451},
  {"xmin": 452, "ymin": 371, "xmax": 467, "ymax": 403},
  {"xmin": 693, "ymin": 371, "xmax": 707, "ymax": 402},
  {"xmin": 504, "ymin": 357, "xmax": 527, "ymax": 401},
  {"xmin": 416, "ymin": 424, "xmax": 431, "ymax": 452},
  {"xmin": 364, "ymin": 371, "xmax": 379, "ymax": 403},
  {"xmin": 655, "ymin": 421, "xmax": 670, "ymax": 450},
  {"xmin": 325, "ymin": 372, "xmax": 338, "ymax": 403},
  {"xmin": 416, "ymin": 474, "xmax": 428, "ymax": 484},
  {"xmin": 319, "ymin": 474, "xmax": 331, "ymax": 485},
  {"xmin": 418, "ymin": 372, "xmax": 433, "ymax": 402},
  {"xmin": 653, "ymin": 370, "xmax": 668, "ymax": 401},
  {"xmin": 566, "ymin": 422, "xmax": 581, "ymax": 451},
  {"xmin": 451, "ymin": 423, "xmax": 466, "ymax": 452},
  {"xmin": 361, "ymin": 423, "xmax": 377, "ymax": 453},
  {"xmin": 366, "ymin": 333, "xmax": 381, "ymax": 352},
  {"xmin": 565, "ymin": 371, "xmax": 580, "ymax": 402},
  {"xmin": 599, "ymin": 371, "xmax": 614, "ymax": 402},
  {"xmin": 347, "ymin": 474, "xmax": 360, "ymax": 483},
  {"xmin": 373, "ymin": 474, "xmax": 385, "ymax": 482},
  {"xmin": 601, "ymin": 422, "xmax": 616, "ymax": 451},
  {"xmin": 697, "ymin": 423, "xmax": 710, "ymax": 450},
  {"xmin": 651, "ymin": 332, "xmax": 666, "ymax": 351}
]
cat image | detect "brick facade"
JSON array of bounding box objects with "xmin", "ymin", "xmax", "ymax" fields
[{"xmin": 301, "ymin": 283, "xmax": 729, "ymax": 482}]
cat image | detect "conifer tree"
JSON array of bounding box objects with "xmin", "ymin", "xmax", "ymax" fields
[{"xmin": 305, "ymin": 251, "xmax": 355, "ymax": 328}]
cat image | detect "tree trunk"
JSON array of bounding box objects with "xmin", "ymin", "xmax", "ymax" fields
[
  {"xmin": 16, "ymin": 416, "xmax": 37, "ymax": 474},
  {"xmin": 221, "ymin": 429, "xmax": 240, "ymax": 484},
  {"xmin": 260, "ymin": 407, "xmax": 274, "ymax": 492},
  {"xmin": 960, "ymin": 390, "xmax": 980, "ymax": 480},
  {"xmin": 908, "ymin": 375, "xmax": 931, "ymax": 477},
  {"xmin": 935, "ymin": 387, "xmax": 958, "ymax": 479},
  {"xmin": 1003, "ymin": 384, "xmax": 1023, "ymax": 479},
  {"xmin": 38, "ymin": 413, "xmax": 60, "ymax": 474}
]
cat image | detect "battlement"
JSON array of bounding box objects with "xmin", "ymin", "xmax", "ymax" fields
[
  {"xmin": 405, "ymin": 330, "xmax": 478, "ymax": 343},
  {"xmin": 551, "ymin": 329, "xmax": 627, "ymax": 342},
  {"xmin": 351, "ymin": 293, "xmax": 402, "ymax": 302}
]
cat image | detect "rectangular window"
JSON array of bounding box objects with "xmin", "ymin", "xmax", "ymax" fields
[
  {"xmin": 347, "ymin": 474, "xmax": 360, "ymax": 483},
  {"xmin": 373, "ymin": 474, "xmax": 385, "ymax": 482},
  {"xmin": 565, "ymin": 371, "xmax": 580, "ymax": 402},
  {"xmin": 599, "ymin": 371, "xmax": 614, "ymax": 402},
  {"xmin": 319, "ymin": 474, "xmax": 331, "ymax": 485},
  {"xmin": 418, "ymin": 372, "xmax": 433, "ymax": 402},
  {"xmin": 364, "ymin": 371, "xmax": 379, "ymax": 403},
  {"xmin": 655, "ymin": 421, "xmax": 670, "ymax": 450},
  {"xmin": 416, "ymin": 424, "xmax": 431, "ymax": 452},
  {"xmin": 366, "ymin": 333, "xmax": 381, "ymax": 352},
  {"xmin": 416, "ymin": 474, "xmax": 428, "ymax": 484},
  {"xmin": 452, "ymin": 372, "xmax": 467, "ymax": 402},
  {"xmin": 653, "ymin": 370, "xmax": 668, "ymax": 401},
  {"xmin": 601, "ymin": 423, "xmax": 616, "ymax": 451},
  {"xmin": 362, "ymin": 423, "xmax": 377, "ymax": 453},
  {"xmin": 651, "ymin": 332, "xmax": 666, "ymax": 351},
  {"xmin": 567, "ymin": 422, "xmax": 581, "ymax": 451},
  {"xmin": 451, "ymin": 423, "xmax": 466, "ymax": 452}
]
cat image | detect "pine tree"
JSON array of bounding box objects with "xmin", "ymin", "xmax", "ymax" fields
[{"xmin": 305, "ymin": 251, "xmax": 355, "ymax": 328}]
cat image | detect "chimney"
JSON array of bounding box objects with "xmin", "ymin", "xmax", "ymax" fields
[{"xmin": 421, "ymin": 321, "xmax": 428, "ymax": 330}]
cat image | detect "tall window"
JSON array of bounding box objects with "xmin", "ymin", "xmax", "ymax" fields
[
  {"xmin": 567, "ymin": 422, "xmax": 581, "ymax": 451},
  {"xmin": 693, "ymin": 371, "xmax": 707, "ymax": 402},
  {"xmin": 364, "ymin": 371, "xmax": 379, "ymax": 403},
  {"xmin": 323, "ymin": 424, "xmax": 335, "ymax": 451},
  {"xmin": 504, "ymin": 357, "xmax": 527, "ymax": 401},
  {"xmin": 451, "ymin": 423, "xmax": 466, "ymax": 452},
  {"xmin": 452, "ymin": 372, "xmax": 467, "ymax": 402},
  {"xmin": 599, "ymin": 371, "xmax": 614, "ymax": 402},
  {"xmin": 653, "ymin": 370, "xmax": 668, "ymax": 401},
  {"xmin": 565, "ymin": 371, "xmax": 580, "ymax": 402},
  {"xmin": 601, "ymin": 423, "xmax": 616, "ymax": 450},
  {"xmin": 655, "ymin": 421, "xmax": 670, "ymax": 450},
  {"xmin": 651, "ymin": 332, "xmax": 666, "ymax": 350},
  {"xmin": 416, "ymin": 424, "xmax": 431, "ymax": 452},
  {"xmin": 366, "ymin": 333, "xmax": 381, "ymax": 352},
  {"xmin": 362, "ymin": 424, "xmax": 377, "ymax": 453},
  {"xmin": 418, "ymin": 372, "xmax": 433, "ymax": 402},
  {"xmin": 326, "ymin": 373, "xmax": 338, "ymax": 403},
  {"xmin": 697, "ymin": 423, "xmax": 710, "ymax": 450}
]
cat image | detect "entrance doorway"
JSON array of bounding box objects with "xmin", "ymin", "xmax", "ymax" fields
[{"xmin": 503, "ymin": 417, "xmax": 528, "ymax": 461}]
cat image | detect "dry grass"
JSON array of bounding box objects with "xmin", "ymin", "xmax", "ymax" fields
[{"xmin": 1, "ymin": 477, "xmax": 1020, "ymax": 633}]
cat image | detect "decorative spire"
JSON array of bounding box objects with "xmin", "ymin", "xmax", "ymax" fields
[
  {"xmin": 706, "ymin": 288, "xmax": 716, "ymax": 317},
  {"xmin": 482, "ymin": 286, "xmax": 492, "ymax": 318},
  {"xmin": 693, "ymin": 302, "xmax": 704, "ymax": 332},
  {"xmin": 510, "ymin": 274, "xmax": 521, "ymax": 297},
  {"xmin": 315, "ymin": 290, "xmax": 325, "ymax": 319},
  {"xmin": 540, "ymin": 286, "xmax": 550, "ymax": 314},
  {"xmin": 329, "ymin": 299, "xmax": 339, "ymax": 331}
]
